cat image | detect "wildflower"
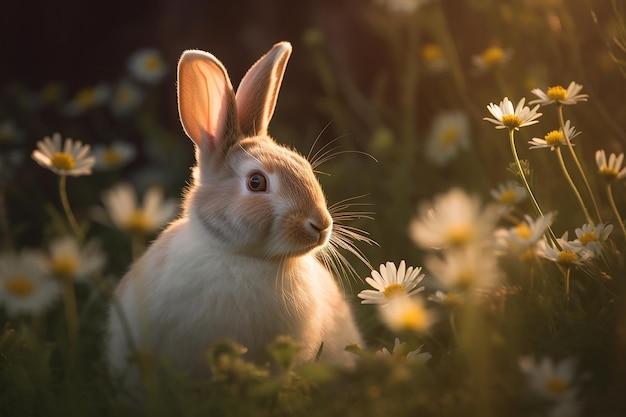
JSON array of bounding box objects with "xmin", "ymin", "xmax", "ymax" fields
[
  {"xmin": 0, "ymin": 250, "xmax": 61, "ymax": 316},
  {"xmin": 32, "ymin": 133, "xmax": 96, "ymax": 177},
  {"xmin": 128, "ymin": 48, "xmax": 168, "ymax": 84},
  {"xmin": 376, "ymin": 338, "xmax": 431, "ymax": 363},
  {"xmin": 529, "ymin": 120, "xmax": 581, "ymax": 151},
  {"xmin": 63, "ymin": 84, "xmax": 110, "ymax": 116},
  {"xmin": 409, "ymin": 188, "xmax": 502, "ymax": 249},
  {"xmin": 472, "ymin": 46, "xmax": 513, "ymax": 72},
  {"xmin": 495, "ymin": 213, "xmax": 554, "ymax": 256},
  {"xmin": 427, "ymin": 290, "xmax": 464, "ymax": 308},
  {"xmin": 101, "ymin": 182, "xmax": 177, "ymax": 235},
  {"xmin": 379, "ymin": 295, "xmax": 434, "ymax": 333},
  {"xmin": 93, "ymin": 141, "xmax": 137, "ymax": 171},
  {"xmin": 372, "ymin": 0, "xmax": 435, "ymax": 14},
  {"xmin": 358, "ymin": 260, "xmax": 425, "ymax": 305},
  {"xmin": 425, "ymin": 248, "xmax": 501, "ymax": 291},
  {"xmin": 490, "ymin": 180, "xmax": 527, "ymax": 206},
  {"xmin": 109, "ymin": 80, "xmax": 144, "ymax": 117},
  {"xmin": 529, "ymin": 81, "xmax": 588, "ymax": 106},
  {"xmin": 45, "ymin": 236, "xmax": 106, "ymax": 283},
  {"xmin": 596, "ymin": 149, "xmax": 626, "ymax": 181},
  {"xmin": 484, "ymin": 97, "xmax": 542, "ymax": 130},
  {"xmin": 424, "ymin": 111, "xmax": 470, "ymax": 166},
  {"xmin": 573, "ymin": 223, "xmax": 612, "ymax": 257},
  {"xmin": 0, "ymin": 120, "xmax": 24, "ymax": 147},
  {"xmin": 536, "ymin": 233, "xmax": 591, "ymax": 266},
  {"xmin": 421, "ymin": 43, "xmax": 447, "ymax": 73},
  {"xmin": 519, "ymin": 356, "xmax": 579, "ymax": 402}
]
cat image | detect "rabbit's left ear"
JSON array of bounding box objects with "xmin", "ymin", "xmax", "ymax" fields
[{"xmin": 235, "ymin": 42, "xmax": 292, "ymax": 137}]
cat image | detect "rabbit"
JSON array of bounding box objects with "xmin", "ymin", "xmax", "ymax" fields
[{"xmin": 106, "ymin": 41, "xmax": 364, "ymax": 392}]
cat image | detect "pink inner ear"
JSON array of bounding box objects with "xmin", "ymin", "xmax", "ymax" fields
[{"xmin": 178, "ymin": 50, "xmax": 234, "ymax": 150}]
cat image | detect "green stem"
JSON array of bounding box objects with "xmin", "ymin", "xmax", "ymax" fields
[
  {"xmin": 564, "ymin": 267, "xmax": 571, "ymax": 299},
  {"xmin": 508, "ymin": 129, "xmax": 561, "ymax": 248},
  {"xmin": 59, "ymin": 175, "xmax": 84, "ymax": 243},
  {"xmin": 555, "ymin": 147, "xmax": 594, "ymax": 224},
  {"xmin": 62, "ymin": 277, "xmax": 80, "ymax": 351},
  {"xmin": 556, "ymin": 104, "xmax": 602, "ymax": 223},
  {"xmin": 606, "ymin": 182, "xmax": 626, "ymax": 240}
]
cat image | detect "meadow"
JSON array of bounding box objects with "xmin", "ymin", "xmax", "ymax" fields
[{"xmin": 1, "ymin": 0, "xmax": 626, "ymax": 416}]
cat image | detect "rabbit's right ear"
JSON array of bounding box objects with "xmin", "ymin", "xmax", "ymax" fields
[{"xmin": 177, "ymin": 50, "xmax": 239, "ymax": 151}]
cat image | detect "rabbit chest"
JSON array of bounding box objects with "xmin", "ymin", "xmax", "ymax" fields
[{"xmin": 122, "ymin": 218, "xmax": 332, "ymax": 371}]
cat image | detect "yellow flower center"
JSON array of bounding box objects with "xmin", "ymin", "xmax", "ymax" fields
[
  {"xmin": 50, "ymin": 152, "xmax": 76, "ymax": 170},
  {"xmin": 421, "ymin": 44, "xmax": 442, "ymax": 64},
  {"xmin": 75, "ymin": 88, "xmax": 97, "ymax": 108},
  {"xmin": 144, "ymin": 56, "xmax": 163, "ymax": 71},
  {"xmin": 51, "ymin": 256, "xmax": 79, "ymax": 280},
  {"xmin": 599, "ymin": 167, "xmax": 618, "ymax": 181},
  {"xmin": 383, "ymin": 283, "xmax": 405, "ymax": 298},
  {"xmin": 544, "ymin": 377, "xmax": 567, "ymax": 396},
  {"xmin": 396, "ymin": 303, "xmax": 429, "ymax": 332},
  {"xmin": 446, "ymin": 224, "xmax": 474, "ymax": 246},
  {"xmin": 124, "ymin": 210, "xmax": 151, "ymax": 234},
  {"xmin": 515, "ymin": 223, "xmax": 532, "ymax": 239},
  {"xmin": 456, "ymin": 269, "xmax": 476, "ymax": 290},
  {"xmin": 6, "ymin": 274, "xmax": 34, "ymax": 297},
  {"xmin": 115, "ymin": 86, "xmax": 133, "ymax": 105},
  {"xmin": 557, "ymin": 250, "xmax": 578, "ymax": 264},
  {"xmin": 578, "ymin": 231, "xmax": 597, "ymax": 245},
  {"xmin": 547, "ymin": 85, "xmax": 567, "ymax": 101},
  {"xmin": 501, "ymin": 114, "xmax": 522, "ymax": 129},
  {"xmin": 544, "ymin": 130, "xmax": 564, "ymax": 146},
  {"xmin": 103, "ymin": 148, "xmax": 122, "ymax": 166},
  {"xmin": 481, "ymin": 46, "xmax": 505, "ymax": 68},
  {"xmin": 498, "ymin": 189, "xmax": 518, "ymax": 205},
  {"xmin": 439, "ymin": 126, "xmax": 460, "ymax": 149},
  {"xmin": 41, "ymin": 83, "xmax": 63, "ymax": 103}
]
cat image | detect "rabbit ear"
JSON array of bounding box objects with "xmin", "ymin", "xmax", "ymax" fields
[
  {"xmin": 177, "ymin": 50, "xmax": 239, "ymax": 151},
  {"xmin": 235, "ymin": 42, "xmax": 292, "ymax": 137}
]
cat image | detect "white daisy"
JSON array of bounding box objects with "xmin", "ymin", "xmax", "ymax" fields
[
  {"xmin": 484, "ymin": 97, "xmax": 542, "ymax": 130},
  {"xmin": 425, "ymin": 247, "xmax": 501, "ymax": 291},
  {"xmin": 379, "ymin": 294, "xmax": 434, "ymax": 333},
  {"xmin": 490, "ymin": 180, "xmax": 527, "ymax": 206},
  {"xmin": 128, "ymin": 48, "xmax": 168, "ymax": 84},
  {"xmin": 376, "ymin": 338, "xmax": 431, "ymax": 363},
  {"xmin": 63, "ymin": 84, "xmax": 110, "ymax": 116},
  {"xmin": 421, "ymin": 43, "xmax": 447, "ymax": 73},
  {"xmin": 595, "ymin": 149, "xmax": 626, "ymax": 181},
  {"xmin": 93, "ymin": 140, "xmax": 137, "ymax": 171},
  {"xmin": 109, "ymin": 79, "xmax": 144, "ymax": 117},
  {"xmin": 494, "ymin": 213, "xmax": 554, "ymax": 256},
  {"xmin": 573, "ymin": 223, "xmax": 612, "ymax": 258},
  {"xmin": 409, "ymin": 188, "xmax": 502, "ymax": 249},
  {"xmin": 529, "ymin": 81, "xmax": 588, "ymax": 106},
  {"xmin": 0, "ymin": 250, "xmax": 61, "ymax": 316},
  {"xmin": 45, "ymin": 236, "xmax": 106, "ymax": 283},
  {"xmin": 425, "ymin": 110, "xmax": 471, "ymax": 166},
  {"xmin": 472, "ymin": 46, "xmax": 513, "ymax": 73},
  {"xmin": 519, "ymin": 356, "xmax": 579, "ymax": 401},
  {"xmin": 102, "ymin": 182, "xmax": 178, "ymax": 235},
  {"xmin": 32, "ymin": 133, "xmax": 96, "ymax": 177},
  {"xmin": 536, "ymin": 233, "xmax": 591, "ymax": 266},
  {"xmin": 358, "ymin": 260, "xmax": 425, "ymax": 305},
  {"xmin": 529, "ymin": 120, "xmax": 581, "ymax": 151}
]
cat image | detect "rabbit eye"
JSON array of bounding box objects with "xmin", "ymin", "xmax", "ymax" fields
[{"xmin": 247, "ymin": 173, "xmax": 268, "ymax": 192}]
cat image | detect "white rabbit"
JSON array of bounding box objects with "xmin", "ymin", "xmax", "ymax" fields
[{"xmin": 107, "ymin": 41, "xmax": 364, "ymax": 391}]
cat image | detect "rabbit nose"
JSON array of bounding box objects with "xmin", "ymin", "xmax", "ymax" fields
[{"xmin": 307, "ymin": 216, "xmax": 333, "ymax": 245}]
